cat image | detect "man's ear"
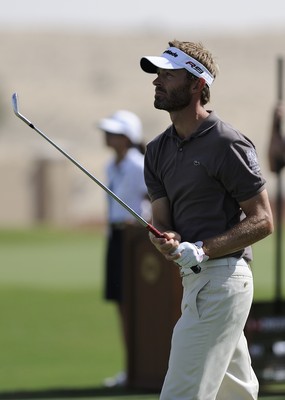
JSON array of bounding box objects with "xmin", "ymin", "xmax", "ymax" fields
[{"xmin": 192, "ymin": 78, "xmax": 206, "ymax": 92}]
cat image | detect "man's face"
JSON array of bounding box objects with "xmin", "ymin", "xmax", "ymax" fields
[{"xmin": 152, "ymin": 68, "xmax": 193, "ymax": 112}]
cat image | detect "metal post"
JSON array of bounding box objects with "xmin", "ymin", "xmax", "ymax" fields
[{"xmin": 275, "ymin": 56, "xmax": 283, "ymax": 306}]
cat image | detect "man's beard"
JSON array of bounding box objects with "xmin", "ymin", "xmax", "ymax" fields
[{"xmin": 154, "ymin": 83, "xmax": 192, "ymax": 112}]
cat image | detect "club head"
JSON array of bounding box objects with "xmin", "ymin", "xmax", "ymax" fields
[
  {"xmin": 12, "ymin": 93, "xmax": 33, "ymax": 127},
  {"xmin": 12, "ymin": 92, "xmax": 19, "ymax": 115}
]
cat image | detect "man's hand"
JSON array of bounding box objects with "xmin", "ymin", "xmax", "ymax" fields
[
  {"xmin": 149, "ymin": 231, "xmax": 181, "ymax": 259},
  {"xmin": 149, "ymin": 231, "xmax": 208, "ymax": 270},
  {"xmin": 173, "ymin": 241, "xmax": 209, "ymax": 269}
]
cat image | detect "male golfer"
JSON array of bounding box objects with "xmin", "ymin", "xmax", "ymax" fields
[{"xmin": 140, "ymin": 40, "xmax": 274, "ymax": 399}]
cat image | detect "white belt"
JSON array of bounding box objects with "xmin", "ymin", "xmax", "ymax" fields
[{"xmin": 179, "ymin": 257, "xmax": 248, "ymax": 277}]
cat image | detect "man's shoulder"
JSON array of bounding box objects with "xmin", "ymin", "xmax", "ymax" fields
[
  {"xmin": 211, "ymin": 114, "xmax": 253, "ymax": 146},
  {"xmin": 146, "ymin": 126, "xmax": 172, "ymax": 148}
]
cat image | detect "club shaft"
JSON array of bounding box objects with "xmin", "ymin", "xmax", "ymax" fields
[
  {"xmin": 14, "ymin": 112, "xmax": 164, "ymax": 238},
  {"xmin": 34, "ymin": 124, "xmax": 147, "ymax": 223}
]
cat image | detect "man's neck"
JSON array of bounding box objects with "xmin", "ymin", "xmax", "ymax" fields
[{"xmin": 170, "ymin": 106, "xmax": 209, "ymax": 139}]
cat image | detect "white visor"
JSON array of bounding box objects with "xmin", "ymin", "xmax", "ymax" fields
[{"xmin": 140, "ymin": 47, "xmax": 214, "ymax": 87}]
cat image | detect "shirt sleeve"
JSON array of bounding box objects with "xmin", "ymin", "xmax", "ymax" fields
[{"xmin": 217, "ymin": 139, "xmax": 266, "ymax": 203}]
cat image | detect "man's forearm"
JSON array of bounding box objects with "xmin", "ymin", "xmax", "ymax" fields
[{"xmin": 202, "ymin": 214, "xmax": 273, "ymax": 259}]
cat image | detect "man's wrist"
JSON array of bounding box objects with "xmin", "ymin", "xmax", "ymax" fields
[{"xmin": 194, "ymin": 241, "xmax": 209, "ymax": 262}]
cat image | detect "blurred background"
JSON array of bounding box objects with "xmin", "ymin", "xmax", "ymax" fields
[
  {"xmin": 0, "ymin": 0, "xmax": 285, "ymax": 397},
  {"xmin": 0, "ymin": 0, "xmax": 284, "ymax": 227}
]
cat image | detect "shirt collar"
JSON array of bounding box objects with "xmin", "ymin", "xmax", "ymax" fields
[{"xmin": 168, "ymin": 111, "xmax": 219, "ymax": 141}]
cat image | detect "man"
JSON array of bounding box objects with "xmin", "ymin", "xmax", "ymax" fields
[{"xmin": 140, "ymin": 40, "xmax": 274, "ymax": 399}]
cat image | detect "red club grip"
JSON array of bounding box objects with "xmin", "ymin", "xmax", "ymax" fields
[{"xmin": 146, "ymin": 223, "xmax": 166, "ymax": 238}]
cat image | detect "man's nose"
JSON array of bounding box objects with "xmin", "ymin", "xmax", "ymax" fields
[{"xmin": 153, "ymin": 76, "xmax": 161, "ymax": 86}]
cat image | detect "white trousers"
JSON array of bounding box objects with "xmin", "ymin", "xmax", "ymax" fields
[{"xmin": 160, "ymin": 258, "xmax": 259, "ymax": 400}]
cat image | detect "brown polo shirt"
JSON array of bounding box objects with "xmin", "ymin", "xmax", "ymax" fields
[{"xmin": 144, "ymin": 111, "xmax": 266, "ymax": 261}]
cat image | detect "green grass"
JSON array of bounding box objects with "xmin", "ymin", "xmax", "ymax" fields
[
  {"xmin": 252, "ymin": 232, "xmax": 285, "ymax": 301},
  {"xmin": 0, "ymin": 287, "xmax": 123, "ymax": 390},
  {"xmin": 0, "ymin": 227, "xmax": 284, "ymax": 399},
  {"xmin": 0, "ymin": 228, "xmax": 124, "ymax": 392},
  {"xmin": 0, "ymin": 228, "xmax": 104, "ymax": 289}
]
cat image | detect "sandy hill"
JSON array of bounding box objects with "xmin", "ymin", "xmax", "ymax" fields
[{"xmin": 0, "ymin": 29, "xmax": 284, "ymax": 226}]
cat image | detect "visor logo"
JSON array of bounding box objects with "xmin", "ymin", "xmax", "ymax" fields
[
  {"xmin": 185, "ymin": 61, "xmax": 203, "ymax": 75},
  {"xmin": 164, "ymin": 49, "xmax": 178, "ymax": 58}
]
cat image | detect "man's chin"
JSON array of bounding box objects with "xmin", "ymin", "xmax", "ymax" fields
[{"xmin": 154, "ymin": 100, "xmax": 168, "ymax": 110}]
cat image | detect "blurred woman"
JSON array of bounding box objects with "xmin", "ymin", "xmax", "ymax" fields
[{"xmin": 98, "ymin": 110, "xmax": 150, "ymax": 387}]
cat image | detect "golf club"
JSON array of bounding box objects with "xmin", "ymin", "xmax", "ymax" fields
[
  {"xmin": 11, "ymin": 92, "xmax": 165, "ymax": 237},
  {"xmin": 12, "ymin": 93, "xmax": 201, "ymax": 273}
]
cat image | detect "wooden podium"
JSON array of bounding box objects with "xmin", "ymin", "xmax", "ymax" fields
[{"xmin": 123, "ymin": 225, "xmax": 183, "ymax": 390}]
